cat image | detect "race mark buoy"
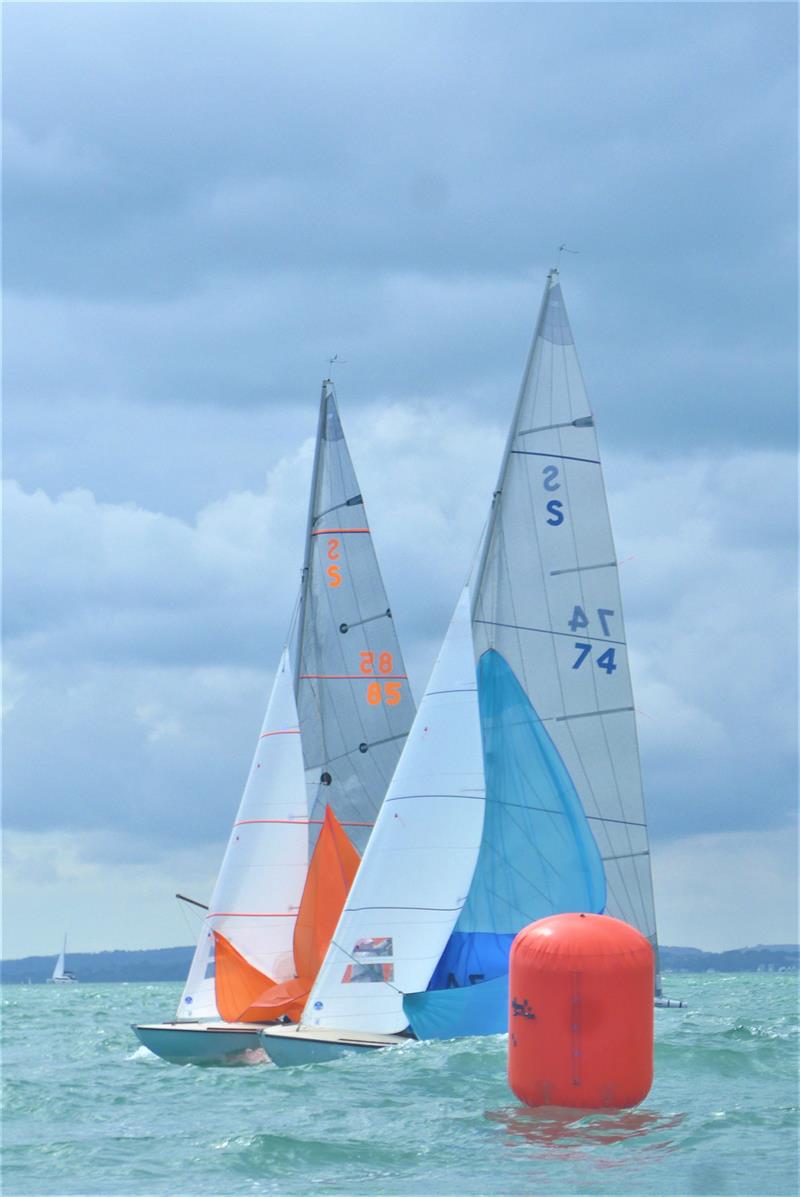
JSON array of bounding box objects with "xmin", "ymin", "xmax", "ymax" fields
[{"xmin": 508, "ymin": 912, "xmax": 654, "ymax": 1108}]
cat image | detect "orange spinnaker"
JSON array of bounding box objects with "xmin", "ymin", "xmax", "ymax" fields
[{"xmin": 214, "ymin": 805, "xmax": 361, "ymax": 1023}]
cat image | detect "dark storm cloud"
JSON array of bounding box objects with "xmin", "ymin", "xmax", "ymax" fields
[{"xmin": 4, "ymin": 2, "xmax": 797, "ymax": 455}]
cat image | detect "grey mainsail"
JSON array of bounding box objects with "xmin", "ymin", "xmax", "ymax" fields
[{"xmin": 296, "ymin": 381, "xmax": 416, "ymax": 855}]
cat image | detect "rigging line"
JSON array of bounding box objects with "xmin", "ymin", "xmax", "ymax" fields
[
  {"xmin": 386, "ymin": 792, "xmax": 484, "ymax": 803},
  {"xmin": 550, "ymin": 562, "xmax": 616, "ymax": 576},
  {"xmin": 363, "ymin": 731, "xmax": 409, "ymax": 751},
  {"xmin": 556, "ymin": 705, "xmax": 634, "ymax": 722},
  {"xmin": 300, "ymin": 673, "xmax": 408, "ymax": 680},
  {"xmin": 327, "ymin": 937, "xmax": 407, "ymax": 997},
  {"xmin": 587, "ymin": 813, "xmax": 646, "ymax": 828},
  {"xmin": 284, "ymin": 585, "xmax": 303, "ymax": 655},
  {"xmin": 415, "ymin": 792, "xmax": 644, "ymax": 827},
  {"xmin": 295, "ymin": 380, "xmax": 328, "ymax": 695},
  {"xmin": 518, "ymin": 416, "xmax": 594, "ymax": 436},
  {"xmin": 305, "ymin": 730, "xmax": 409, "ymax": 772},
  {"xmin": 176, "ymin": 897, "xmax": 203, "ymax": 948},
  {"xmin": 311, "ymin": 494, "xmax": 365, "ymax": 525},
  {"xmin": 345, "ymin": 903, "xmax": 465, "ymax": 914},
  {"xmin": 602, "ymin": 850, "xmax": 650, "ymax": 862},
  {"xmin": 473, "ymin": 618, "xmax": 625, "ymax": 647},
  {"xmin": 510, "ymin": 449, "xmax": 600, "ymax": 465},
  {"xmin": 426, "ymin": 687, "xmax": 478, "ymax": 696},
  {"xmin": 176, "ymin": 893, "xmax": 209, "ymax": 911},
  {"xmin": 234, "ymin": 818, "xmax": 374, "ymax": 828},
  {"xmin": 311, "ymin": 528, "xmax": 370, "ymax": 536},
  {"xmin": 339, "ymin": 609, "xmax": 391, "ymax": 634}
]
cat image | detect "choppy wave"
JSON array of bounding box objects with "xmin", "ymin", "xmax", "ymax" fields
[{"xmin": 1, "ymin": 973, "xmax": 797, "ymax": 1195}]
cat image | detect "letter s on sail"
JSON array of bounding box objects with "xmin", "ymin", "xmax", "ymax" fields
[{"xmin": 546, "ymin": 499, "xmax": 565, "ymax": 526}]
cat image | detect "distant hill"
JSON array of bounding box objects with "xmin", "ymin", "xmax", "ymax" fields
[
  {"xmin": 1, "ymin": 943, "xmax": 797, "ymax": 984},
  {"xmin": 0, "ymin": 946, "xmax": 194, "ymax": 984},
  {"xmin": 659, "ymin": 944, "xmax": 798, "ymax": 973}
]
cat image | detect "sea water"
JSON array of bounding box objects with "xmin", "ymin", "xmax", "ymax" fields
[{"xmin": 1, "ymin": 973, "xmax": 797, "ymax": 1196}]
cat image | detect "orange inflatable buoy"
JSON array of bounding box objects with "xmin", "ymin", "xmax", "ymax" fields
[{"xmin": 508, "ymin": 912, "xmax": 654, "ymax": 1109}]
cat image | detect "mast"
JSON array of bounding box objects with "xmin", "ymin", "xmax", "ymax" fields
[
  {"xmin": 471, "ymin": 269, "xmax": 557, "ymax": 616},
  {"xmin": 294, "ymin": 379, "xmax": 330, "ymax": 695}
]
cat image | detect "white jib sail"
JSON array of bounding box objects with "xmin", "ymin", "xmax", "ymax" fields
[
  {"xmin": 52, "ymin": 936, "xmax": 67, "ymax": 980},
  {"xmin": 177, "ymin": 648, "xmax": 309, "ymax": 1020},
  {"xmin": 302, "ymin": 588, "xmax": 485, "ymax": 1033}
]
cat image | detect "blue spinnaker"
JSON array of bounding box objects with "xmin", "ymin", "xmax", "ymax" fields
[
  {"xmin": 406, "ymin": 648, "xmax": 605, "ymax": 1037},
  {"xmin": 404, "ymin": 974, "xmax": 509, "ymax": 1040}
]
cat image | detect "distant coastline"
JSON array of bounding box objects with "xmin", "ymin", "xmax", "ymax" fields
[{"xmin": 1, "ymin": 943, "xmax": 798, "ymax": 984}]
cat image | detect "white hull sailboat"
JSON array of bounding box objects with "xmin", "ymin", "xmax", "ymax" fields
[
  {"xmin": 134, "ymin": 380, "xmax": 415, "ymax": 1065},
  {"xmin": 262, "ymin": 269, "xmax": 667, "ymax": 1066},
  {"xmin": 48, "ymin": 934, "xmax": 77, "ymax": 983}
]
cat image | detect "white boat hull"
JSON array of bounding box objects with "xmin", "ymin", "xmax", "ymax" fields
[
  {"xmin": 132, "ymin": 1021, "xmax": 267, "ymax": 1065},
  {"xmin": 259, "ymin": 1024, "xmax": 409, "ymax": 1067}
]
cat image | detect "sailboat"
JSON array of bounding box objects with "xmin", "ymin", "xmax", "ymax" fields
[
  {"xmin": 48, "ymin": 934, "xmax": 77, "ymax": 983},
  {"xmin": 133, "ymin": 380, "xmax": 415, "ymax": 1064},
  {"xmin": 261, "ymin": 269, "xmax": 662, "ymax": 1065}
]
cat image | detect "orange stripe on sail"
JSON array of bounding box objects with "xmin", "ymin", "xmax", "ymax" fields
[
  {"xmin": 208, "ymin": 912, "xmax": 295, "ymax": 918},
  {"xmin": 233, "ymin": 818, "xmax": 374, "ymax": 828},
  {"xmin": 259, "ymin": 729, "xmax": 300, "ymax": 738},
  {"xmin": 300, "ymin": 674, "xmax": 407, "ymax": 680}
]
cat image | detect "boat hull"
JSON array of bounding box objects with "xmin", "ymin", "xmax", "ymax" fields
[
  {"xmin": 132, "ymin": 1022, "xmax": 266, "ymax": 1066},
  {"xmin": 259, "ymin": 1025, "xmax": 408, "ymax": 1067}
]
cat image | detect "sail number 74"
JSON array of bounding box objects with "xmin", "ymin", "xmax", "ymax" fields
[{"xmin": 573, "ymin": 642, "xmax": 617, "ymax": 674}]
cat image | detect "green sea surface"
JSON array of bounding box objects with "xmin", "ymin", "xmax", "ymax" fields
[{"xmin": 2, "ymin": 973, "xmax": 797, "ymax": 1196}]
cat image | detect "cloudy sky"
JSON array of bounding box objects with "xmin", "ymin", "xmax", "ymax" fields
[{"xmin": 4, "ymin": 2, "xmax": 797, "ymax": 960}]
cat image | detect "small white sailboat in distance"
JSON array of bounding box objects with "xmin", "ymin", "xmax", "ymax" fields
[{"xmin": 48, "ymin": 934, "xmax": 77, "ymax": 983}]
